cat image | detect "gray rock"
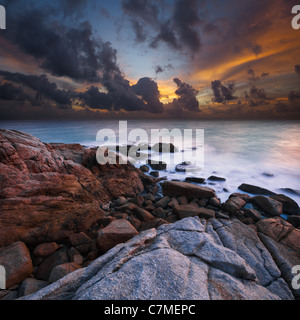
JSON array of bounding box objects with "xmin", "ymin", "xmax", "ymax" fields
[
  {"xmin": 18, "ymin": 278, "xmax": 49, "ymax": 298},
  {"xmin": 21, "ymin": 217, "xmax": 294, "ymax": 300}
]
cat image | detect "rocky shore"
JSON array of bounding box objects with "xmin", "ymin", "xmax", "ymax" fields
[{"xmin": 0, "ymin": 129, "xmax": 299, "ymax": 300}]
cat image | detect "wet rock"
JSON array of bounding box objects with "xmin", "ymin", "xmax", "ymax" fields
[
  {"xmin": 149, "ymin": 171, "xmax": 159, "ymax": 177},
  {"xmin": 207, "ymin": 175, "xmax": 226, "ymax": 182},
  {"xmin": 270, "ymin": 194, "xmax": 300, "ymax": 216},
  {"xmin": 162, "ymin": 181, "xmax": 216, "ymax": 200},
  {"xmin": 175, "ymin": 162, "xmax": 199, "ymax": 173},
  {"xmin": 243, "ymin": 208, "xmax": 263, "ymax": 222},
  {"xmin": 147, "ymin": 160, "xmax": 167, "ymax": 170},
  {"xmin": 223, "ymin": 197, "xmax": 246, "ymax": 215},
  {"xmin": 185, "ymin": 177, "xmax": 206, "ymax": 184},
  {"xmin": 139, "ymin": 165, "xmax": 149, "ymax": 172},
  {"xmin": 286, "ymin": 216, "xmax": 300, "ymax": 228},
  {"xmin": 238, "ymin": 183, "xmax": 276, "ymax": 196},
  {"xmin": 253, "ymin": 196, "xmax": 283, "ymax": 217},
  {"xmin": 151, "ymin": 142, "xmax": 178, "ymax": 153}
]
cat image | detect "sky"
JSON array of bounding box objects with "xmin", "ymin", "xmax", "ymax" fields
[{"xmin": 0, "ymin": 0, "xmax": 300, "ymax": 120}]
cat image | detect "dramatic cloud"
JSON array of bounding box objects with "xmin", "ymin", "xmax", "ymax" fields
[
  {"xmin": 132, "ymin": 77, "xmax": 164, "ymax": 113},
  {"xmin": 0, "ymin": 82, "xmax": 35, "ymax": 104},
  {"xmin": 173, "ymin": 78, "xmax": 199, "ymax": 112},
  {"xmin": 211, "ymin": 80, "xmax": 235, "ymax": 103},
  {"xmin": 78, "ymin": 86, "xmax": 113, "ymax": 110},
  {"xmin": 0, "ymin": 71, "xmax": 73, "ymax": 107}
]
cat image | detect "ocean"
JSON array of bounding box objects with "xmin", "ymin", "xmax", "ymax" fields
[{"xmin": 1, "ymin": 119, "xmax": 300, "ymax": 206}]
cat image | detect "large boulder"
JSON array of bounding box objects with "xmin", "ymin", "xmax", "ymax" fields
[
  {"xmin": 162, "ymin": 181, "xmax": 216, "ymax": 200},
  {"xmin": 0, "ymin": 242, "xmax": 33, "ymax": 288},
  {"xmin": 0, "ymin": 129, "xmax": 153, "ymax": 247},
  {"xmin": 21, "ymin": 217, "xmax": 294, "ymax": 300},
  {"xmin": 238, "ymin": 183, "xmax": 276, "ymax": 196},
  {"xmin": 253, "ymin": 196, "xmax": 283, "ymax": 217}
]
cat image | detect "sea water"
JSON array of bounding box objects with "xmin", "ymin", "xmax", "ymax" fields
[{"xmin": 1, "ymin": 119, "xmax": 299, "ymax": 206}]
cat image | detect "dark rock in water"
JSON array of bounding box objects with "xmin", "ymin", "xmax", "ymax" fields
[
  {"xmin": 151, "ymin": 142, "xmax": 178, "ymax": 153},
  {"xmin": 279, "ymin": 188, "xmax": 300, "ymax": 197},
  {"xmin": 270, "ymin": 194, "xmax": 300, "ymax": 216},
  {"xmin": 253, "ymin": 196, "xmax": 282, "ymax": 217},
  {"xmin": 149, "ymin": 171, "xmax": 159, "ymax": 177},
  {"xmin": 207, "ymin": 175, "xmax": 226, "ymax": 182},
  {"xmin": 175, "ymin": 161, "xmax": 200, "ymax": 172},
  {"xmin": 262, "ymin": 172, "xmax": 274, "ymax": 177},
  {"xmin": 147, "ymin": 160, "xmax": 167, "ymax": 170},
  {"xmin": 185, "ymin": 177, "xmax": 206, "ymax": 184},
  {"xmin": 238, "ymin": 183, "xmax": 276, "ymax": 196},
  {"xmin": 243, "ymin": 208, "xmax": 262, "ymax": 222},
  {"xmin": 139, "ymin": 165, "xmax": 149, "ymax": 172}
]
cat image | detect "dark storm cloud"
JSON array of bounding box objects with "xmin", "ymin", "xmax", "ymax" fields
[
  {"xmin": 78, "ymin": 86, "xmax": 113, "ymax": 110},
  {"xmin": 155, "ymin": 64, "xmax": 174, "ymax": 74},
  {"xmin": 122, "ymin": 0, "xmax": 203, "ymax": 54},
  {"xmin": 0, "ymin": 82, "xmax": 34, "ymax": 104},
  {"xmin": 173, "ymin": 78, "xmax": 199, "ymax": 112},
  {"xmin": 3, "ymin": 7, "xmax": 119, "ymax": 83},
  {"xmin": 211, "ymin": 80, "xmax": 235, "ymax": 103},
  {"xmin": 0, "ymin": 71, "xmax": 72, "ymax": 106},
  {"xmin": 132, "ymin": 77, "xmax": 164, "ymax": 113}
]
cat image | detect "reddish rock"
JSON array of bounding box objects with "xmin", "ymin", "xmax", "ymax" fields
[
  {"xmin": 69, "ymin": 232, "xmax": 92, "ymax": 255},
  {"xmin": 162, "ymin": 181, "xmax": 216, "ymax": 200},
  {"xmin": 223, "ymin": 197, "xmax": 246, "ymax": 214},
  {"xmin": 33, "ymin": 242, "xmax": 59, "ymax": 258},
  {"xmin": 97, "ymin": 219, "xmax": 139, "ymax": 253},
  {"xmin": 48, "ymin": 262, "xmax": 81, "ymax": 283},
  {"xmin": 0, "ymin": 242, "xmax": 33, "ymax": 288},
  {"xmin": 198, "ymin": 208, "xmax": 215, "ymax": 219},
  {"xmin": 0, "ymin": 129, "xmax": 154, "ymax": 247},
  {"xmin": 173, "ymin": 204, "xmax": 201, "ymax": 219},
  {"xmin": 133, "ymin": 207, "xmax": 155, "ymax": 222},
  {"xmin": 256, "ymin": 218, "xmax": 300, "ymax": 253},
  {"xmin": 253, "ymin": 196, "xmax": 282, "ymax": 217}
]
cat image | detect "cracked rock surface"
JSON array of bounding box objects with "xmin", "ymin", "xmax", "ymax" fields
[{"xmin": 21, "ymin": 217, "xmax": 297, "ymax": 300}]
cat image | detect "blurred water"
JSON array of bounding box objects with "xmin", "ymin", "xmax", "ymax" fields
[{"xmin": 1, "ymin": 119, "xmax": 300, "ymax": 205}]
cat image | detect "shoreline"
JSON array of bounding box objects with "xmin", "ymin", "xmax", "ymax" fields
[{"xmin": 0, "ymin": 129, "xmax": 299, "ymax": 300}]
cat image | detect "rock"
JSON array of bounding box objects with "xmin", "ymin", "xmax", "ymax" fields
[
  {"xmin": 128, "ymin": 216, "xmax": 142, "ymax": 230},
  {"xmin": 68, "ymin": 247, "xmax": 83, "ymax": 265},
  {"xmin": 97, "ymin": 219, "xmax": 139, "ymax": 253},
  {"xmin": 133, "ymin": 207, "xmax": 155, "ymax": 222},
  {"xmin": 173, "ymin": 204, "xmax": 201, "ymax": 219},
  {"xmin": 48, "ymin": 263, "xmax": 81, "ymax": 283},
  {"xmin": 256, "ymin": 218, "xmax": 300, "ymax": 253},
  {"xmin": 139, "ymin": 165, "xmax": 149, "ymax": 172},
  {"xmin": 115, "ymin": 196, "xmax": 128, "ymax": 207},
  {"xmin": 279, "ymin": 188, "xmax": 300, "ymax": 196},
  {"xmin": 209, "ymin": 197, "xmax": 221, "ymax": 207},
  {"xmin": 243, "ymin": 208, "xmax": 262, "ymax": 222},
  {"xmin": 21, "ymin": 217, "xmax": 293, "ymax": 300},
  {"xmin": 229, "ymin": 193, "xmax": 251, "ymax": 201},
  {"xmin": 69, "ymin": 232, "xmax": 93, "ymax": 255},
  {"xmin": 0, "ymin": 129, "xmax": 151, "ymax": 247},
  {"xmin": 198, "ymin": 208, "xmax": 216, "ymax": 219},
  {"xmin": 253, "ymin": 196, "xmax": 283, "ymax": 217},
  {"xmin": 270, "ymin": 194, "xmax": 300, "ymax": 215},
  {"xmin": 129, "ymin": 195, "xmax": 144, "ymax": 207},
  {"xmin": 149, "ymin": 171, "xmax": 159, "ymax": 177},
  {"xmin": 175, "ymin": 162, "xmax": 199, "ymax": 172},
  {"xmin": 286, "ymin": 216, "xmax": 300, "ymax": 228},
  {"xmin": 162, "ymin": 181, "xmax": 216, "ymax": 200},
  {"xmin": 35, "ymin": 247, "xmax": 69, "ymax": 281},
  {"xmin": 18, "ymin": 278, "xmax": 49, "ymax": 298},
  {"xmin": 144, "ymin": 193, "xmax": 155, "ymax": 202},
  {"xmin": 140, "ymin": 218, "xmax": 169, "ymax": 231},
  {"xmin": 33, "ymin": 242, "xmax": 59, "ymax": 258},
  {"xmin": 152, "ymin": 207, "xmax": 167, "ymax": 220},
  {"xmin": 238, "ymin": 183, "xmax": 276, "ymax": 196},
  {"xmin": 223, "ymin": 197, "xmax": 246, "ymax": 214},
  {"xmin": 151, "ymin": 142, "xmax": 178, "ymax": 153},
  {"xmin": 0, "ymin": 242, "xmax": 33, "ymax": 288},
  {"xmin": 154, "ymin": 196, "xmax": 171, "ymax": 209},
  {"xmin": 207, "ymin": 175, "xmax": 226, "ymax": 182},
  {"xmin": 185, "ymin": 177, "xmax": 206, "ymax": 184},
  {"xmin": 146, "ymin": 160, "xmax": 167, "ymax": 170}
]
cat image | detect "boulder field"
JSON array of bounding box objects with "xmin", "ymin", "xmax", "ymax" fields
[{"xmin": 0, "ymin": 129, "xmax": 299, "ymax": 300}]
